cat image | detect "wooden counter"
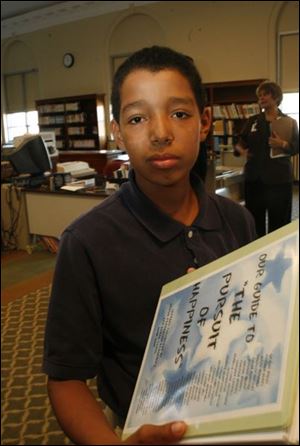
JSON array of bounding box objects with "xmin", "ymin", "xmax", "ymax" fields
[{"xmin": 24, "ymin": 187, "xmax": 113, "ymax": 238}]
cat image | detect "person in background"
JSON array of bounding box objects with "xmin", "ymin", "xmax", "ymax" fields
[
  {"xmin": 235, "ymin": 80, "xmax": 299, "ymax": 237},
  {"xmin": 43, "ymin": 46, "xmax": 256, "ymax": 445}
]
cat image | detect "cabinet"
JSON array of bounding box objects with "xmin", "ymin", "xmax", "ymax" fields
[
  {"xmin": 204, "ymin": 79, "xmax": 265, "ymax": 166},
  {"xmin": 36, "ymin": 94, "xmax": 107, "ymax": 152}
]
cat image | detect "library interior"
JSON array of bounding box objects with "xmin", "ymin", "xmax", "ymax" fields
[{"xmin": 1, "ymin": 2, "xmax": 299, "ymax": 445}]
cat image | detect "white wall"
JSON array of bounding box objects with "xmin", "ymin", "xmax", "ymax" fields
[{"xmin": 1, "ymin": 1, "xmax": 298, "ymax": 133}]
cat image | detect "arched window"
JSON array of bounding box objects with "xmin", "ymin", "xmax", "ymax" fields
[{"xmin": 277, "ymin": 2, "xmax": 299, "ymax": 127}]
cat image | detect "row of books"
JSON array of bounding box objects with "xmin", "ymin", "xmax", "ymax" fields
[
  {"xmin": 65, "ymin": 113, "xmax": 85, "ymax": 123},
  {"xmin": 39, "ymin": 127, "xmax": 63, "ymax": 136},
  {"xmin": 213, "ymin": 103, "xmax": 260, "ymax": 119},
  {"xmin": 37, "ymin": 102, "xmax": 80, "ymax": 114},
  {"xmin": 71, "ymin": 139, "xmax": 96, "ymax": 148},
  {"xmin": 39, "ymin": 115, "xmax": 65, "ymax": 125},
  {"xmin": 213, "ymin": 119, "xmax": 234, "ymax": 136},
  {"xmin": 53, "ymin": 127, "xmax": 99, "ymax": 136},
  {"xmin": 37, "ymin": 104, "xmax": 64, "ymax": 113},
  {"xmin": 54, "ymin": 139, "xmax": 97, "ymax": 149},
  {"xmin": 39, "ymin": 114, "xmax": 87, "ymax": 125},
  {"xmin": 67, "ymin": 127, "xmax": 86, "ymax": 135}
]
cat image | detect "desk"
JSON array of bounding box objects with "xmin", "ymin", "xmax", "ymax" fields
[
  {"xmin": 24, "ymin": 188, "xmax": 111, "ymax": 238},
  {"xmin": 215, "ymin": 165, "xmax": 244, "ymax": 203}
]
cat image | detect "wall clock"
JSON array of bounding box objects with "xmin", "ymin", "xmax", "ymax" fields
[{"xmin": 63, "ymin": 53, "xmax": 74, "ymax": 68}]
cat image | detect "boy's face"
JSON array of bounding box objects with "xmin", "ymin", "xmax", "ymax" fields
[{"xmin": 111, "ymin": 68, "xmax": 210, "ymax": 189}]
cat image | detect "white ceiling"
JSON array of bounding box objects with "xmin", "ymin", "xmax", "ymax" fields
[
  {"xmin": 1, "ymin": 1, "xmax": 65, "ymax": 20},
  {"xmin": 1, "ymin": 1, "xmax": 159, "ymax": 40}
]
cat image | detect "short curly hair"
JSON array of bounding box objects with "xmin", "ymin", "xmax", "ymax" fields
[
  {"xmin": 256, "ymin": 80, "xmax": 283, "ymax": 106},
  {"xmin": 111, "ymin": 46, "xmax": 206, "ymax": 123}
]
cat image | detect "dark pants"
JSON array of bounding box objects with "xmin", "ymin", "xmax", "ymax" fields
[{"xmin": 245, "ymin": 180, "xmax": 293, "ymax": 237}]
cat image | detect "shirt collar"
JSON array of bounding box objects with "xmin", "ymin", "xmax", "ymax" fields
[{"xmin": 119, "ymin": 169, "xmax": 222, "ymax": 242}]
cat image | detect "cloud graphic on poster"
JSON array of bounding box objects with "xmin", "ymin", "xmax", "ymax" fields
[{"xmin": 263, "ymin": 250, "xmax": 292, "ymax": 292}]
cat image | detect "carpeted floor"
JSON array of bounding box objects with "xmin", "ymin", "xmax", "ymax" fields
[
  {"xmin": 2, "ymin": 285, "xmax": 68, "ymax": 445},
  {"xmin": 1, "ymin": 284, "xmax": 99, "ymax": 445},
  {"xmin": 1, "ymin": 248, "xmax": 105, "ymax": 445},
  {"xmin": 1, "ymin": 250, "xmax": 57, "ymax": 305}
]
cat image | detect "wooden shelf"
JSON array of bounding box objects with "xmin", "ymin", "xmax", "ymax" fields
[
  {"xmin": 205, "ymin": 79, "xmax": 265, "ymax": 104},
  {"xmin": 36, "ymin": 94, "xmax": 107, "ymax": 152},
  {"xmin": 204, "ymin": 79, "xmax": 265, "ymax": 159}
]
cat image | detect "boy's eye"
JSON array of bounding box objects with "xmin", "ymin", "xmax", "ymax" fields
[
  {"xmin": 172, "ymin": 111, "xmax": 190, "ymax": 119},
  {"xmin": 128, "ymin": 116, "xmax": 144, "ymax": 125}
]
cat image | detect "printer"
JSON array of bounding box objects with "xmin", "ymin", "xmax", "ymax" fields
[{"xmin": 56, "ymin": 161, "xmax": 96, "ymax": 179}]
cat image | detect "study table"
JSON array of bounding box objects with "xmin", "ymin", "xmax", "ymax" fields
[
  {"xmin": 24, "ymin": 186, "xmax": 112, "ymax": 239},
  {"xmin": 1, "ymin": 183, "xmax": 113, "ymax": 250}
]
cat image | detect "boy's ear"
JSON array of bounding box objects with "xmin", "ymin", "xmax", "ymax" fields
[
  {"xmin": 200, "ymin": 107, "xmax": 212, "ymax": 142},
  {"xmin": 110, "ymin": 120, "xmax": 126, "ymax": 150}
]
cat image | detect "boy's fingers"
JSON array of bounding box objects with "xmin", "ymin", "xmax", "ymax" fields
[
  {"xmin": 187, "ymin": 267, "xmax": 196, "ymax": 274},
  {"xmin": 127, "ymin": 421, "xmax": 187, "ymax": 444}
]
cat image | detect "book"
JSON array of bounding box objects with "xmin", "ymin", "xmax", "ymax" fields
[
  {"xmin": 270, "ymin": 116, "xmax": 294, "ymax": 158},
  {"xmin": 122, "ymin": 220, "xmax": 299, "ymax": 444}
]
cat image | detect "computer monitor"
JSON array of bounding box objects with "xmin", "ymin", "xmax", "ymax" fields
[
  {"xmin": 5, "ymin": 134, "xmax": 52, "ymax": 176},
  {"xmin": 39, "ymin": 131, "xmax": 59, "ymax": 158}
]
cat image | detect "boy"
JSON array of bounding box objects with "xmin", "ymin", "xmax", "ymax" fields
[{"xmin": 43, "ymin": 46, "xmax": 256, "ymax": 444}]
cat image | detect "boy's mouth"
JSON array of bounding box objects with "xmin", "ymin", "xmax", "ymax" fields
[{"xmin": 147, "ymin": 153, "xmax": 180, "ymax": 169}]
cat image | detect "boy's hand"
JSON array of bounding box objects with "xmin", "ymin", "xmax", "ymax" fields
[
  {"xmin": 187, "ymin": 267, "xmax": 196, "ymax": 274},
  {"xmin": 123, "ymin": 421, "xmax": 187, "ymax": 444}
]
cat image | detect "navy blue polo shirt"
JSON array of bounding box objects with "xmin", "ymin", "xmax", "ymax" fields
[{"xmin": 43, "ymin": 171, "xmax": 256, "ymax": 420}]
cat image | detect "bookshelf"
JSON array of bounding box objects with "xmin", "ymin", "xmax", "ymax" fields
[
  {"xmin": 204, "ymin": 79, "xmax": 265, "ymax": 166},
  {"xmin": 36, "ymin": 94, "xmax": 109, "ymax": 173},
  {"xmin": 36, "ymin": 94, "xmax": 107, "ymax": 152}
]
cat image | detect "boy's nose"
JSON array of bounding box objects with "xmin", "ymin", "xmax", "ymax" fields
[
  {"xmin": 151, "ymin": 135, "xmax": 173, "ymax": 147},
  {"xmin": 150, "ymin": 116, "xmax": 174, "ymax": 147}
]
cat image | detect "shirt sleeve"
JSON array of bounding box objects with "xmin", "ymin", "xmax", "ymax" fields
[{"xmin": 43, "ymin": 229, "xmax": 103, "ymax": 380}]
